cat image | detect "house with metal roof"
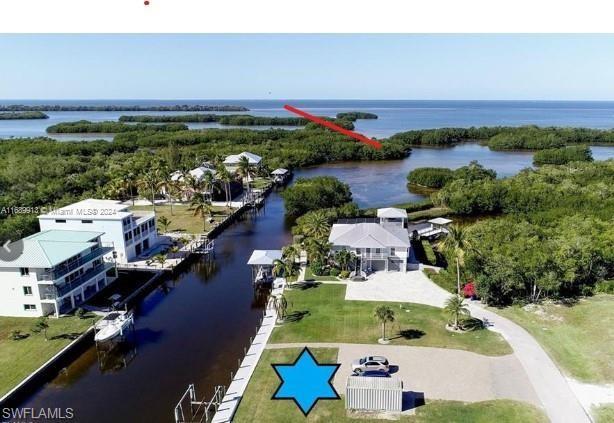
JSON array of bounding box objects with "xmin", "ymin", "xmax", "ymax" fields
[
  {"xmin": 0, "ymin": 230, "xmax": 115, "ymax": 317},
  {"xmin": 329, "ymin": 218, "xmax": 411, "ymax": 273},
  {"xmin": 223, "ymin": 152, "xmax": 263, "ymax": 174}
]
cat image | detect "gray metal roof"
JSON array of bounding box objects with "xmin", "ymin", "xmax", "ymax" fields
[
  {"xmin": 0, "ymin": 230, "xmax": 101, "ymax": 268},
  {"xmin": 329, "ymin": 223, "xmax": 410, "ymax": 249}
]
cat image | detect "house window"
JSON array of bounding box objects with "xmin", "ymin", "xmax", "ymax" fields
[
  {"xmin": 355, "ymin": 249, "xmax": 360, "ymax": 255},
  {"xmin": 23, "ymin": 304, "xmax": 37, "ymax": 311},
  {"xmin": 55, "ymin": 219, "xmax": 66, "ymax": 223},
  {"xmin": 82, "ymin": 219, "xmax": 93, "ymax": 224},
  {"xmin": 390, "ymin": 248, "xmax": 395, "ymax": 255},
  {"xmin": 20, "ymin": 267, "xmax": 29, "ymax": 276},
  {"xmin": 23, "ymin": 286, "xmax": 33, "ymax": 296},
  {"xmin": 366, "ymin": 248, "xmax": 371, "ymax": 254},
  {"xmin": 375, "ymin": 248, "xmax": 381, "ymax": 254}
]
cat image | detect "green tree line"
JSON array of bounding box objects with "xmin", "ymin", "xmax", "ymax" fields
[
  {"xmin": 0, "ymin": 111, "xmax": 49, "ymax": 120},
  {"xmin": 46, "ymin": 121, "xmax": 188, "ymax": 133}
]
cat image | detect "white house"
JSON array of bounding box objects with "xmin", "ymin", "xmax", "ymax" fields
[
  {"xmin": 329, "ymin": 210, "xmax": 411, "ymax": 273},
  {"xmin": 223, "ymin": 151, "xmax": 262, "ymax": 172},
  {"xmin": 167, "ymin": 166, "xmax": 217, "ymax": 200},
  {"xmin": 38, "ymin": 199, "xmax": 158, "ymax": 264},
  {"xmin": 0, "ymin": 230, "xmax": 115, "ymax": 317}
]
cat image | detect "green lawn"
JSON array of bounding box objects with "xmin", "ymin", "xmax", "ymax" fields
[
  {"xmin": 131, "ymin": 204, "xmax": 233, "ymax": 234},
  {"xmin": 251, "ymin": 177, "xmax": 273, "ymax": 190},
  {"xmin": 270, "ymin": 284, "xmax": 511, "ymax": 356},
  {"xmin": 0, "ymin": 314, "xmax": 96, "ymax": 397},
  {"xmin": 494, "ymin": 295, "xmax": 614, "ymax": 383},
  {"xmin": 234, "ymin": 348, "xmax": 547, "ymax": 423},
  {"xmin": 594, "ymin": 404, "xmax": 614, "ymax": 423},
  {"xmin": 304, "ymin": 266, "xmax": 340, "ymax": 282}
]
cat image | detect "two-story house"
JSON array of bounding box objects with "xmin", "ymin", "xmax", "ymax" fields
[
  {"xmin": 38, "ymin": 199, "xmax": 158, "ymax": 264},
  {"xmin": 0, "ymin": 230, "xmax": 115, "ymax": 317},
  {"xmin": 328, "ymin": 208, "xmax": 411, "ymax": 273}
]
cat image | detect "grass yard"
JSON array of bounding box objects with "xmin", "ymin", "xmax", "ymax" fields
[
  {"xmin": 131, "ymin": 204, "xmax": 233, "ymax": 234},
  {"xmin": 234, "ymin": 348, "xmax": 547, "ymax": 423},
  {"xmin": 0, "ymin": 314, "xmax": 96, "ymax": 397},
  {"xmin": 421, "ymin": 240, "xmax": 437, "ymax": 265},
  {"xmin": 251, "ymin": 177, "xmax": 273, "ymax": 190},
  {"xmin": 495, "ymin": 295, "xmax": 614, "ymax": 383},
  {"xmin": 270, "ymin": 284, "xmax": 511, "ymax": 356},
  {"xmin": 304, "ymin": 266, "xmax": 340, "ymax": 282}
]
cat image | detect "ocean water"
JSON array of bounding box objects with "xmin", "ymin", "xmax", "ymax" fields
[{"xmin": 2, "ymin": 100, "xmax": 614, "ymax": 139}]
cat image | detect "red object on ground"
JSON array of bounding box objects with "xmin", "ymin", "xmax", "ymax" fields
[
  {"xmin": 283, "ymin": 104, "xmax": 382, "ymax": 150},
  {"xmin": 463, "ymin": 282, "xmax": 476, "ymax": 298}
]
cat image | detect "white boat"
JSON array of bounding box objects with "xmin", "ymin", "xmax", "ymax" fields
[{"xmin": 94, "ymin": 311, "xmax": 134, "ymax": 342}]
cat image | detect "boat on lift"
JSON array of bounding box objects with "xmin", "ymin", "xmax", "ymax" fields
[{"xmin": 94, "ymin": 311, "xmax": 134, "ymax": 342}]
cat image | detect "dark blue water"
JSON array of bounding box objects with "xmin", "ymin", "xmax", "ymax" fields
[{"xmin": 2, "ymin": 100, "xmax": 614, "ymax": 139}]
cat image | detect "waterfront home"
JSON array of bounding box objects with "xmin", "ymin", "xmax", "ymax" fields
[
  {"xmin": 167, "ymin": 165, "xmax": 218, "ymax": 200},
  {"xmin": 38, "ymin": 199, "xmax": 158, "ymax": 264},
  {"xmin": 329, "ymin": 209, "xmax": 411, "ymax": 273},
  {"xmin": 223, "ymin": 151, "xmax": 262, "ymax": 172},
  {"xmin": 0, "ymin": 230, "xmax": 115, "ymax": 317}
]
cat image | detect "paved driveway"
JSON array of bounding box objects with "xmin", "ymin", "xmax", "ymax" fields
[{"xmin": 345, "ymin": 270, "xmax": 452, "ymax": 307}]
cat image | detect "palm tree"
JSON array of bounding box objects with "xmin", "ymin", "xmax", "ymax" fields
[
  {"xmin": 436, "ymin": 224, "xmax": 474, "ymax": 295},
  {"xmin": 272, "ymin": 259, "xmax": 291, "ymax": 278},
  {"xmin": 303, "ymin": 237, "xmax": 331, "ymax": 263},
  {"xmin": 32, "ymin": 316, "xmax": 50, "ymax": 341},
  {"xmin": 216, "ymin": 164, "xmax": 233, "ymax": 207},
  {"xmin": 190, "ymin": 192, "xmax": 213, "ymax": 231},
  {"xmin": 167, "ymin": 181, "xmax": 183, "ymax": 215},
  {"xmin": 104, "ymin": 178, "xmax": 127, "ymax": 200},
  {"xmin": 444, "ymin": 295, "xmax": 470, "ymax": 330},
  {"xmin": 301, "ymin": 211, "xmax": 330, "ymax": 240},
  {"xmin": 202, "ymin": 171, "xmax": 216, "ymax": 202},
  {"xmin": 153, "ymin": 253, "xmax": 168, "ymax": 269},
  {"xmin": 282, "ymin": 244, "xmax": 300, "ymax": 265},
  {"xmin": 157, "ymin": 216, "xmax": 172, "ymax": 233},
  {"xmin": 374, "ymin": 305, "xmax": 395, "ymax": 342},
  {"xmin": 122, "ymin": 172, "xmax": 137, "ymax": 206},
  {"xmin": 182, "ymin": 173, "xmax": 203, "ymax": 203},
  {"xmin": 236, "ymin": 155, "xmax": 253, "ymax": 201},
  {"xmin": 138, "ymin": 169, "xmax": 162, "ymax": 213},
  {"xmin": 169, "ymin": 245, "xmax": 180, "ymax": 258},
  {"xmin": 334, "ymin": 249, "xmax": 354, "ymax": 271},
  {"xmin": 272, "ymin": 294, "xmax": 288, "ymax": 322}
]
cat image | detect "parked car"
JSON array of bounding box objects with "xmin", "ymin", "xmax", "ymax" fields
[{"xmin": 351, "ymin": 356, "xmax": 390, "ymax": 374}]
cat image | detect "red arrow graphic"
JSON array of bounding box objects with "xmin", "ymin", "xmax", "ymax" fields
[{"xmin": 284, "ymin": 104, "xmax": 382, "ymax": 150}]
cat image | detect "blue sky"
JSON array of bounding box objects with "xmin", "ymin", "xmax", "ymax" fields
[{"xmin": 1, "ymin": 34, "xmax": 614, "ymax": 100}]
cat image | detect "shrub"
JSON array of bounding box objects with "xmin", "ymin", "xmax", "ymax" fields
[
  {"xmin": 339, "ymin": 270, "xmax": 350, "ymax": 279},
  {"xmin": 75, "ymin": 307, "xmax": 86, "ymax": 319},
  {"xmin": 407, "ymin": 167, "xmax": 454, "ymax": 188},
  {"xmin": 329, "ymin": 268, "xmax": 341, "ymax": 277},
  {"xmin": 533, "ymin": 145, "xmax": 593, "ymax": 165},
  {"xmin": 595, "ymin": 280, "xmax": 614, "ymax": 294},
  {"xmin": 282, "ymin": 176, "xmax": 352, "ymax": 216}
]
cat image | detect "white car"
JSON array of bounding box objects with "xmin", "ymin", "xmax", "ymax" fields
[{"xmin": 351, "ymin": 356, "xmax": 390, "ymax": 374}]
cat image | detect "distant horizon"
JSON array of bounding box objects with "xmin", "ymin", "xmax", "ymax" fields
[{"xmin": 3, "ymin": 98, "xmax": 614, "ymax": 103}]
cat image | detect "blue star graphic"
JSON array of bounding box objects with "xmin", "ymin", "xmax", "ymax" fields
[{"xmin": 271, "ymin": 347, "xmax": 341, "ymax": 415}]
